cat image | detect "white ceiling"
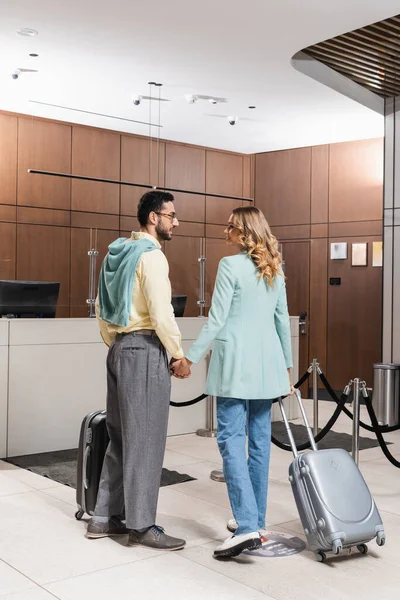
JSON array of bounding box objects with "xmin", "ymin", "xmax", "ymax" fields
[{"xmin": 0, "ymin": 0, "xmax": 399, "ymax": 154}]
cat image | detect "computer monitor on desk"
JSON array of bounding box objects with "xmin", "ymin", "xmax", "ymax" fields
[
  {"xmin": 0, "ymin": 280, "xmax": 60, "ymax": 318},
  {"xmin": 171, "ymin": 295, "xmax": 187, "ymax": 318}
]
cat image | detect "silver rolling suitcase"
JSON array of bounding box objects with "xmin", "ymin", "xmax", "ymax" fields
[{"xmin": 279, "ymin": 390, "xmax": 386, "ymax": 562}]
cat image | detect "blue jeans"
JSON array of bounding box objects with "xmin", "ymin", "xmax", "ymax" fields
[{"xmin": 217, "ymin": 397, "xmax": 272, "ymax": 535}]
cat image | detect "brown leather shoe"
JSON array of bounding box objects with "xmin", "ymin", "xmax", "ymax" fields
[
  {"xmin": 86, "ymin": 516, "xmax": 129, "ymax": 539},
  {"xmin": 128, "ymin": 525, "xmax": 186, "ymax": 550}
]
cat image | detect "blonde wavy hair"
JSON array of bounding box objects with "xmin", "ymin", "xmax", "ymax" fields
[{"xmin": 231, "ymin": 206, "xmax": 282, "ymax": 285}]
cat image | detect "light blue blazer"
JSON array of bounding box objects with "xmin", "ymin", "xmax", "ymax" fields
[{"xmin": 186, "ymin": 252, "xmax": 293, "ymax": 400}]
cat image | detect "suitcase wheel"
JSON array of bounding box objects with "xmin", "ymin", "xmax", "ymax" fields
[
  {"xmin": 357, "ymin": 544, "xmax": 368, "ymax": 555},
  {"xmin": 332, "ymin": 539, "xmax": 343, "ymax": 555},
  {"xmin": 376, "ymin": 533, "xmax": 386, "ymax": 547},
  {"xmin": 75, "ymin": 510, "xmax": 84, "ymax": 521},
  {"xmin": 315, "ymin": 551, "xmax": 327, "ymax": 563}
]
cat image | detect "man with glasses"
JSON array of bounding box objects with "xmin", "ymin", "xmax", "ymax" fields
[{"xmin": 86, "ymin": 191, "xmax": 189, "ymax": 550}]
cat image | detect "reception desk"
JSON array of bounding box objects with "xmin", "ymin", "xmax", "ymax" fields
[{"xmin": 0, "ymin": 317, "xmax": 299, "ymax": 458}]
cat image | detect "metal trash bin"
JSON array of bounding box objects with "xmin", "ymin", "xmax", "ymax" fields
[{"xmin": 372, "ymin": 363, "xmax": 400, "ymax": 427}]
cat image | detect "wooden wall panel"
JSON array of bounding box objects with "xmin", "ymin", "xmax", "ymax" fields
[
  {"xmin": 329, "ymin": 139, "xmax": 383, "ymax": 223},
  {"xmin": 120, "ymin": 216, "xmax": 136, "ymax": 232},
  {"xmin": 164, "ymin": 236, "xmax": 201, "ymax": 317},
  {"xmin": 166, "ymin": 144, "xmax": 205, "ymax": 192},
  {"xmin": 242, "ymin": 154, "xmax": 255, "ymax": 199},
  {"xmin": 206, "ymin": 196, "xmax": 242, "ymax": 225},
  {"xmin": 0, "ymin": 223, "xmax": 16, "ymax": 280},
  {"xmin": 16, "ymin": 224, "xmax": 71, "ymax": 317},
  {"xmin": 18, "ymin": 118, "xmax": 71, "ymax": 210},
  {"xmin": 120, "ymin": 136, "xmax": 165, "ymax": 216},
  {"xmin": 70, "ymin": 228, "xmax": 117, "ymax": 317},
  {"xmin": 172, "ymin": 191, "xmax": 205, "ymax": 223},
  {"xmin": 327, "ymin": 236, "xmax": 382, "ymax": 388},
  {"xmin": 205, "ymin": 239, "xmax": 238, "ymax": 308},
  {"xmin": 0, "ymin": 205, "xmax": 17, "ymax": 223},
  {"xmin": 206, "ymin": 151, "xmax": 243, "ymax": 197},
  {"xmin": 311, "ymin": 223, "xmax": 328, "ymax": 238},
  {"xmin": 281, "ymin": 241, "xmax": 310, "ymax": 389},
  {"xmin": 205, "ymin": 224, "xmax": 226, "ymax": 239},
  {"xmin": 173, "ymin": 222, "xmax": 204, "ymax": 237},
  {"xmin": 71, "ymin": 212, "xmax": 119, "ymax": 230},
  {"xmin": 329, "ymin": 220, "xmax": 382, "ymax": 238},
  {"xmin": 17, "ymin": 207, "xmax": 70, "ymax": 227},
  {"xmin": 309, "ymin": 238, "xmax": 328, "ymax": 373},
  {"xmin": 311, "ymin": 145, "xmax": 329, "ymax": 224},
  {"xmin": 255, "ymin": 148, "xmax": 311, "ymax": 226},
  {"xmin": 0, "ymin": 114, "xmax": 17, "ymax": 205},
  {"xmin": 71, "ymin": 127, "xmax": 120, "ymax": 214},
  {"xmin": 165, "ymin": 144, "xmax": 206, "ymax": 223},
  {"xmin": 272, "ymin": 225, "xmax": 310, "ymax": 240}
]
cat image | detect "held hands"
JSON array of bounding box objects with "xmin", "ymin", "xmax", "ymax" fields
[{"xmin": 169, "ymin": 357, "xmax": 192, "ymax": 379}]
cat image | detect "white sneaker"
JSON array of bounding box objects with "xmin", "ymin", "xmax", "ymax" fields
[
  {"xmin": 227, "ymin": 518, "xmax": 238, "ymax": 533},
  {"xmin": 227, "ymin": 519, "xmax": 268, "ymax": 537},
  {"xmin": 214, "ymin": 531, "xmax": 261, "ymax": 558}
]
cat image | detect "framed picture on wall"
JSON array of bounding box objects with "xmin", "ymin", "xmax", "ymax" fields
[
  {"xmin": 351, "ymin": 243, "xmax": 368, "ymax": 266},
  {"xmin": 330, "ymin": 242, "xmax": 347, "ymax": 260},
  {"xmin": 372, "ymin": 241, "xmax": 383, "ymax": 267}
]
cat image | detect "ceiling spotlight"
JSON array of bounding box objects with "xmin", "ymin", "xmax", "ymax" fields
[
  {"xmin": 29, "ymin": 53, "xmax": 39, "ymax": 57},
  {"xmin": 185, "ymin": 94, "xmax": 197, "ymax": 104},
  {"xmin": 248, "ymin": 105, "xmax": 256, "ymax": 109},
  {"xmin": 11, "ymin": 67, "xmax": 38, "ymax": 80},
  {"xmin": 17, "ymin": 28, "xmax": 38, "ymax": 37},
  {"xmin": 209, "ymin": 98, "xmax": 218, "ymax": 105},
  {"xmin": 228, "ymin": 116, "xmax": 239, "ymax": 126},
  {"xmin": 132, "ymin": 95, "xmax": 142, "ymax": 106}
]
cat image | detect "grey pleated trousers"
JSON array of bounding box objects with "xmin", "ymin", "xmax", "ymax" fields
[{"xmin": 94, "ymin": 331, "xmax": 171, "ymax": 530}]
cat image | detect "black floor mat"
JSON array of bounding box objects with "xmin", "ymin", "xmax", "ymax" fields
[
  {"xmin": 5, "ymin": 449, "xmax": 196, "ymax": 488},
  {"xmin": 271, "ymin": 422, "xmax": 386, "ymax": 451}
]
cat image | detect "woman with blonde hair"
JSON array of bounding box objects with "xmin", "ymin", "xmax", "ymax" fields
[{"xmin": 172, "ymin": 206, "xmax": 294, "ymax": 558}]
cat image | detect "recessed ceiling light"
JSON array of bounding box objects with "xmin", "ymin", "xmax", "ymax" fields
[
  {"xmin": 29, "ymin": 53, "xmax": 39, "ymax": 57},
  {"xmin": 17, "ymin": 28, "xmax": 38, "ymax": 37},
  {"xmin": 248, "ymin": 105, "xmax": 256, "ymax": 109}
]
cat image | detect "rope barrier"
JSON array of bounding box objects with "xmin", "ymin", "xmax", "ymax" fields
[
  {"xmin": 169, "ymin": 365, "xmax": 400, "ymax": 470},
  {"xmin": 319, "ymin": 371, "xmax": 400, "ymax": 434},
  {"xmin": 170, "ymin": 394, "xmax": 208, "ymax": 408},
  {"xmin": 170, "ymin": 369, "xmax": 312, "ymax": 410},
  {"xmin": 362, "ymin": 389, "xmax": 400, "ymax": 469},
  {"xmin": 271, "ymin": 389, "xmax": 350, "ymax": 451}
]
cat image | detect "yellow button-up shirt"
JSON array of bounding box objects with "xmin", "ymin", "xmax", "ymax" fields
[{"xmin": 96, "ymin": 232, "xmax": 184, "ymax": 359}]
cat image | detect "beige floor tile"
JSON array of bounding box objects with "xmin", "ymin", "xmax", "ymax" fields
[
  {"xmin": 166, "ymin": 434, "xmax": 222, "ymax": 463},
  {"xmin": 0, "ymin": 472, "xmax": 33, "ymax": 497},
  {"xmin": 170, "ymin": 461, "xmax": 231, "ymax": 509},
  {"xmin": 41, "ymin": 485, "xmax": 76, "ymax": 508},
  {"xmin": 0, "ymin": 490, "xmax": 161, "ymax": 585},
  {"xmin": 156, "ymin": 486, "xmax": 232, "ymax": 546},
  {"xmin": 45, "ymin": 553, "xmax": 273, "ymax": 600},
  {"xmin": 181, "ymin": 536, "xmax": 400, "ymax": 600},
  {"xmin": 0, "ymin": 588, "xmax": 61, "ymax": 600},
  {"xmin": 0, "ymin": 462, "xmax": 65, "ymax": 492},
  {"xmin": 162, "ymin": 449, "xmax": 204, "ymax": 470},
  {"xmin": 0, "ymin": 560, "xmax": 36, "ymax": 596}
]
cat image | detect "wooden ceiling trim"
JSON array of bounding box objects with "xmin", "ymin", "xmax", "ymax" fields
[{"xmin": 302, "ymin": 13, "xmax": 400, "ymax": 99}]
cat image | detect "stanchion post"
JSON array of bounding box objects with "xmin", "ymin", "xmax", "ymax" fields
[
  {"xmin": 86, "ymin": 228, "xmax": 99, "ymax": 318},
  {"xmin": 352, "ymin": 377, "xmax": 361, "ymax": 465},
  {"xmin": 197, "ymin": 237, "xmax": 206, "ymax": 317},
  {"xmin": 312, "ymin": 358, "xmax": 319, "ymax": 436},
  {"xmin": 196, "ymin": 395, "xmax": 217, "ymax": 438}
]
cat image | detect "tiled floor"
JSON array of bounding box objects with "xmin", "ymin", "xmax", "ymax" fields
[{"xmin": 0, "ymin": 400, "xmax": 399, "ymax": 599}]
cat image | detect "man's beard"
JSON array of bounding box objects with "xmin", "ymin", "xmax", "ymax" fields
[{"xmin": 155, "ymin": 222, "xmax": 173, "ymax": 241}]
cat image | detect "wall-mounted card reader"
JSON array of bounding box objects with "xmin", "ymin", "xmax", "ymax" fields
[{"xmin": 329, "ymin": 278, "xmax": 341, "ymax": 286}]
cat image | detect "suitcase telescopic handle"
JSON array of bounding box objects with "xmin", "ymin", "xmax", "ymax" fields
[
  {"xmin": 83, "ymin": 446, "xmax": 90, "ymax": 490},
  {"xmin": 278, "ymin": 389, "xmax": 318, "ymax": 457}
]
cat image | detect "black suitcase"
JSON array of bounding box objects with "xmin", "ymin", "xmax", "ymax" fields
[{"xmin": 75, "ymin": 410, "xmax": 109, "ymax": 520}]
